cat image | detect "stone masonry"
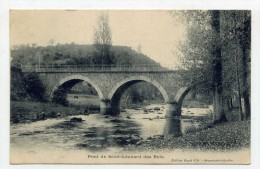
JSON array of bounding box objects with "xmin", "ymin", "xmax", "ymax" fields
[{"xmin": 36, "ymin": 71, "xmax": 190, "ymax": 117}]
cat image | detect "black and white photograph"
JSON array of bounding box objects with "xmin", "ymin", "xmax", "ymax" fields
[{"xmin": 9, "ymin": 10, "xmax": 251, "ymax": 164}]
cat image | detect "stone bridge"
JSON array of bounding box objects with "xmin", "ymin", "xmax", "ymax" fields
[{"xmin": 23, "ymin": 66, "xmax": 193, "ymax": 117}]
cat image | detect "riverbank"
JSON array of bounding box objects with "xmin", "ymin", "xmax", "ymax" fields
[
  {"xmin": 10, "ymin": 101, "xmax": 98, "ymax": 123},
  {"xmin": 122, "ymin": 100, "xmax": 210, "ymax": 112},
  {"xmin": 10, "ymin": 99, "xmax": 211, "ymax": 123},
  {"xmin": 126, "ymin": 120, "xmax": 250, "ymax": 151}
]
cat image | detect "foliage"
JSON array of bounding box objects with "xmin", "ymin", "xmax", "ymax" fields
[
  {"xmin": 10, "ymin": 101, "xmax": 80, "ymax": 123},
  {"xmin": 93, "ymin": 12, "xmax": 115, "ymax": 64},
  {"xmin": 173, "ymin": 10, "xmax": 251, "ymax": 121},
  {"xmin": 23, "ymin": 72, "xmax": 46, "ymax": 101},
  {"xmin": 94, "ymin": 12, "xmax": 112, "ymax": 47},
  {"xmin": 177, "ymin": 23, "xmax": 215, "ymax": 91},
  {"xmin": 69, "ymin": 81, "xmax": 98, "ymax": 95},
  {"xmin": 173, "ymin": 11, "xmax": 223, "ymax": 94},
  {"xmin": 11, "ymin": 64, "xmax": 46, "ymax": 101},
  {"xmin": 11, "ymin": 64, "xmax": 28, "ymax": 101},
  {"xmin": 120, "ymin": 82, "xmax": 164, "ymax": 107},
  {"xmin": 52, "ymin": 87, "xmax": 69, "ymax": 106},
  {"xmin": 220, "ymin": 11, "xmax": 251, "ymax": 119}
]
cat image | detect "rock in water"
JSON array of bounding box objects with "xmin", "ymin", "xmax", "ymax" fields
[
  {"xmin": 154, "ymin": 107, "xmax": 160, "ymax": 111},
  {"xmin": 70, "ymin": 117, "xmax": 83, "ymax": 122},
  {"xmin": 135, "ymin": 140, "xmax": 144, "ymax": 146}
]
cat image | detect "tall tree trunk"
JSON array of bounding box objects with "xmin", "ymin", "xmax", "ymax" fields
[
  {"xmin": 241, "ymin": 47, "xmax": 250, "ymax": 119},
  {"xmin": 231, "ymin": 12, "xmax": 244, "ymax": 121},
  {"xmin": 211, "ymin": 11, "xmax": 227, "ymax": 123},
  {"xmin": 240, "ymin": 11, "xmax": 251, "ymax": 119},
  {"xmin": 235, "ymin": 50, "xmax": 243, "ymax": 120},
  {"xmin": 230, "ymin": 97, "xmax": 233, "ymax": 109}
]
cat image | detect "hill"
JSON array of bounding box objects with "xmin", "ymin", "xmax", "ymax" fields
[{"xmin": 11, "ymin": 43, "xmax": 159, "ymax": 66}]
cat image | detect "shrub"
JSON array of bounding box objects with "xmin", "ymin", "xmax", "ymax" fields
[
  {"xmin": 52, "ymin": 87, "xmax": 69, "ymax": 106},
  {"xmin": 11, "ymin": 64, "xmax": 28, "ymax": 100},
  {"xmin": 23, "ymin": 72, "xmax": 46, "ymax": 101}
]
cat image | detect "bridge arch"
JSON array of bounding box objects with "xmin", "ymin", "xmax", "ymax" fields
[
  {"xmin": 108, "ymin": 76, "xmax": 169, "ymax": 102},
  {"xmin": 175, "ymin": 86, "xmax": 192, "ymax": 104},
  {"xmin": 105, "ymin": 76, "xmax": 169, "ymax": 115},
  {"xmin": 174, "ymin": 82, "xmax": 210, "ymax": 113},
  {"xmin": 50, "ymin": 75, "xmax": 104, "ymax": 100}
]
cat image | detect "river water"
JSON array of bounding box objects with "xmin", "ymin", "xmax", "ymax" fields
[{"xmin": 10, "ymin": 104, "xmax": 213, "ymax": 155}]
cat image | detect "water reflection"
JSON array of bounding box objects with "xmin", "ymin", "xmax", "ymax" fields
[
  {"xmin": 10, "ymin": 104, "xmax": 213, "ymax": 153},
  {"xmin": 163, "ymin": 118, "xmax": 182, "ymax": 137},
  {"xmin": 74, "ymin": 117, "xmax": 142, "ymax": 151}
]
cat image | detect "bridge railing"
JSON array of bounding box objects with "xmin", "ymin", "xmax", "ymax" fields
[{"xmin": 21, "ymin": 64, "xmax": 177, "ymax": 72}]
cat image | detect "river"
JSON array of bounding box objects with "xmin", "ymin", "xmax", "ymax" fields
[{"xmin": 10, "ymin": 104, "xmax": 213, "ymax": 157}]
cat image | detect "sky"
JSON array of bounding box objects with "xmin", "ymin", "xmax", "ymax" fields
[{"xmin": 10, "ymin": 10, "xmax": 186, "ymax": 68}]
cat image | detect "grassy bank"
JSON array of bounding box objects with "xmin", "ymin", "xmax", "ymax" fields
[
  {"xmin": 10, "ymin": 101, "xmax": 97, "ymax": 123},
  {"xmin": 127, "ymin": 120, "xmax": 250, "ymax": 151}
]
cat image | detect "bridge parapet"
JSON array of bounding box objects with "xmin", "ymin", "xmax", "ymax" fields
[{"xmin": 21, "ymin": 64, "xmax": 177, "ymax": 73}]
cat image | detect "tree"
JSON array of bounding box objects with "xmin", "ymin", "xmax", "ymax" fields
[
  {"xmin": 210, "ymin": 11, "xmax": 227, "ymax": 122},
  {"xmin": 173, "ymin": 10, "xmax": 227, "ymax": 122},
  {"xmin": 173, "ymin": 10, "xmax": 214, "ymax": 86},
  {"xmin": 221, "ymin": 11, "xmax": 251, "ymax": 120},
  {"xmin": 35, "ymin": 50, "xmax": 43, "ymax": 68},
  {"xmin": 137, "ymin": 45, "xmax": 142, "ymax": 54},
  {"xmin": 174, "ymin": 10, "xmax": 251, "ymax": 122},
  {"xmin": 239, "ymin": 11, "xmax": 251, "ymax": 119},
  {"xmin": 93, "ymin": 12, "xmax": 115, "ymax": 64},
  {"xmin": 49, "ymin": 39, "xmax": 55, "ymax": 46}
]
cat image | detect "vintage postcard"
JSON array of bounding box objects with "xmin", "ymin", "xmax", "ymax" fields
[{"xmin": 10, "ymin": 10, "xmax": 251, "ymax": 164}]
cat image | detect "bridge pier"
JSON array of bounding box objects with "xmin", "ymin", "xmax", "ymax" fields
[
  {"xmin": 165, "ymin": 101, "xmax": 181, "ymax": 118},
  {"xmin": 100, "ymin": 99, "xmax": 112, "ymax": 115},
  {"xmin": 100, "ymin": 99, "xmax": 120, "ymax": 115},
  {"xmin": 163, "ymin": 118, "xmax": 182, "ymax": 137}
]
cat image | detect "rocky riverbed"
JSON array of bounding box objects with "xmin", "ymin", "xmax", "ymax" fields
[
  {"xmin": 11, "ymin": 103, "xmax": 214, "ymax": 154},
  {"xmin": 124, "ymin": 120, "xmax": 250, "ymax": 152}
]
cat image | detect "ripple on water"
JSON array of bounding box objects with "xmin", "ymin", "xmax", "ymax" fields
[{"xmin": 11, "ymin": 104, "xmax": 213, "ymax": 153}]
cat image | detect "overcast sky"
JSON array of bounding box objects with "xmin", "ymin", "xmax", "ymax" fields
[{"xmin": 10, "ymin": 10, "xmax": 186, "ymax": 68}]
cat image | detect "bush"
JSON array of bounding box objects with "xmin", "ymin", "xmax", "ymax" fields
[
  {"xmin": 52, "ymin": 87, "xmax": 69, "ymax": 106},
  {"xmin": 23, "ymin": 72, "xmax": 46, "ymax": 101},
  {"xmin": 11, "ymin": 65, "xmax": 28, "ymax": 100}
]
